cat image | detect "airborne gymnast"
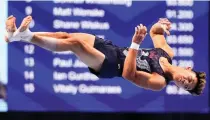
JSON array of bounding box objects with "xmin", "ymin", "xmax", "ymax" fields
[{"xmin": 5, "ymin": 15, "xmax": 206, "ymax": 95}]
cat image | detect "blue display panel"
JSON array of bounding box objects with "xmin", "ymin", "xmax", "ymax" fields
[{"xmin": 8, "ymin": 1, "xmax": 209, "ymax": 112}]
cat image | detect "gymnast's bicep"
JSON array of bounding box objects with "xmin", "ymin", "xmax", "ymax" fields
[
  {"xmin": 127, "ymin": 71, "xmax": 166, "ymax": 91},
  {"xmin": 147, "ymin": 73, "xmax": 167, "ymax": 91}
]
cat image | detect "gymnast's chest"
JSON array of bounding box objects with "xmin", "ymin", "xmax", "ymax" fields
[{"xmin": 136, "ymin": 50, "xmax": 152, "ymax": 73}]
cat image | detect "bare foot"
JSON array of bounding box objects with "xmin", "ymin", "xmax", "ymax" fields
[
  {"xmin": 5, "ymin": 15, "xmax": 17, "ymax": 42},
  {"xmin": 18, "ymin": 16, "xmax": 32, "ymax": 32},
  {"xmin": 6, "ymin": 15, "xmax": 17, "ymax": 33}
]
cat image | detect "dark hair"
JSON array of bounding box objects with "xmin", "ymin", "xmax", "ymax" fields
[{"xmin": 187, "ymin": 71, "xmax": 206, "ymax": 96}]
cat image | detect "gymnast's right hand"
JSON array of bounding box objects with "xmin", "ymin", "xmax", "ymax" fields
[{"xmin": 132, "ymin": 24, "xmax": 147, "ymax": 44}]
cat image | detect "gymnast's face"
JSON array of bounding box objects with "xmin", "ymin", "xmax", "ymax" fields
[{"xmin": 173, "ymin": 67, "xmax": 198, "ymax": 90}]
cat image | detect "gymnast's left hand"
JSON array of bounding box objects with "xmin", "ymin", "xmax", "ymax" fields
[{"xmin": 132, "ymin": 24, "xmax": 147, "ymax": 44}]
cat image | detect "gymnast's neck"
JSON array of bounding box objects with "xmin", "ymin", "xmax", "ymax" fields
[{"xmin": 159, "ymin": 57, "xmax": 177, "ymax": 81}]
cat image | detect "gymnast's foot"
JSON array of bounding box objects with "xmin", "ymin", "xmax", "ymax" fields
[
  {"xmin": 12, "ymin": 16, "xmax": 34, "ymax": 42},
  {"xmin": 5, "ymin": 15, "xmax": 17, "ymax": 42},
  {"xmin": 18, "ymin": 15, "xmax": 32, "ymax": 32}
]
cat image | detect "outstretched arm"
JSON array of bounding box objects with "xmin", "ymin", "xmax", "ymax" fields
[
  {"xmin": 122, "ymin": 24, "xmax": 148, "ymax": 80},
  {"xmin": 150, "ymin": 18, "xmax": 174, "ymax": 58},
  {"xmin": 122, "ymin": 24, "xmax": 166, "ymax": 91}
]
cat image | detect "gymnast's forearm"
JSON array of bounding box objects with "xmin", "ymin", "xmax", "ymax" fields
[
  {"xmin": 149, "ymin": 23, "xmax": 164, "ymax": 37},
  {"xmin": 123, "ymin": 24, "xmax": 146, "ymax": 79},
  {"xmin": 122, "ymin": 49, "xmax": 138, "ymax": 79}
]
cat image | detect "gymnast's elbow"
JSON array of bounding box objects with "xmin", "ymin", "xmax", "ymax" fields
[
  {"xmin": 122, "ymin": 69, "xmax": 136, "ymax": 80},
  {"xmin": 147, "ymin": 82, "xmax": 165, "ymax": 91},
  {"xmin": 149, "ymin": 86, "xmax": 164, "ymax": 91}
]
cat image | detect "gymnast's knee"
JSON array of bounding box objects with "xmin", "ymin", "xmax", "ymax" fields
[{"xmin": 63, "ymin": 37, "xmax": 84, "ymax": 52}]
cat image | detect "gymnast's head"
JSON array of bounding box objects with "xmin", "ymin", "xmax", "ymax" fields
[{"xmin": 172, "ymin": 66, "xmax": 206, "ymax": 95}]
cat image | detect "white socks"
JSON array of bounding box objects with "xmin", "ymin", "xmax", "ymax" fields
[
  {"xmin": 6, "ymin": 28, "xmax": 34, "ymax": 43},
  {"xmin": 6, "ymin": 29, "xmax": 58, "ymax": 51}
]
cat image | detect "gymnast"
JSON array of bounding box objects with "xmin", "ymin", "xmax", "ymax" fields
[{"xmin": 5, "ymin": 15, "xmax": 206, "ymax": 95}]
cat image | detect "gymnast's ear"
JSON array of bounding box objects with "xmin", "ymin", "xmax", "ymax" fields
[{"xmin": 185, "ymin": 67, "xmax": 192, "ymax": 70}]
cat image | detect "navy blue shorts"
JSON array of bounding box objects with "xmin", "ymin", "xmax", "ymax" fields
[{"xmin": 88, "ymin": 37, "xmax": 125, "ymax": 78}]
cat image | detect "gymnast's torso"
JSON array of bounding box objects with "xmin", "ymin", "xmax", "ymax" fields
[
  {"xmin": 88, "ymin": 37, "xmax": 172, "ymax": 82},
  {"xmin": 118, "ymin": 47, "xmax": 172, "ymax": 82}
]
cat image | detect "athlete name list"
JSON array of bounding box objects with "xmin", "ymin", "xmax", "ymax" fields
[
  {"xmin": 22, "ymin": 0, "xmax": 195, "ymax": 96},
  {"xmin": 22, "ymin": 0, "xmax": 130, "ymax": 95}
]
